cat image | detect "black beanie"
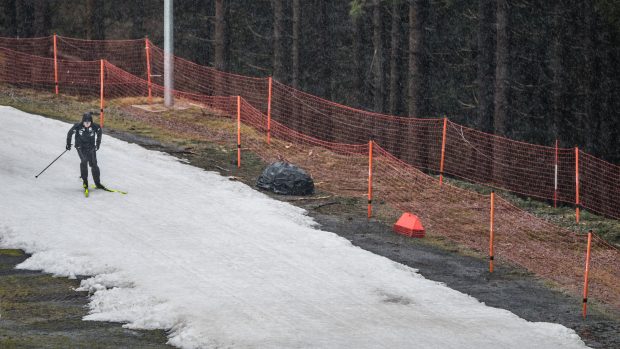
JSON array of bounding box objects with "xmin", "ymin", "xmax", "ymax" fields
[{"xmin": 82, "ymin": 112, "xmax": 93, "ymax": 123}]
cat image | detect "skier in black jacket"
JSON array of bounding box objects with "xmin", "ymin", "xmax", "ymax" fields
[{"xmin": 66, "ymin": 112, "xmax": 105, "ymax": 190}]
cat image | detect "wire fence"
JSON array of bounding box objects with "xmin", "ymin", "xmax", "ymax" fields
[
  {"xmin": 0, "ymin": 36, "xmax": 619, "ymax": 313},
  {"xmin": 2, "ymin": 35, "xmax": 619, "ymax": 221}
]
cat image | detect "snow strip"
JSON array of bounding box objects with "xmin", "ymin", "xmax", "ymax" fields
[{"xmin": 0, "ymin": 106, "xmax": 588, "ymax": 348}]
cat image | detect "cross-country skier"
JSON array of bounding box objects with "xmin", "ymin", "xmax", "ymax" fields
[{"xmin": 66, "ymin": 112, "xmax": 105, "ymax": 191}]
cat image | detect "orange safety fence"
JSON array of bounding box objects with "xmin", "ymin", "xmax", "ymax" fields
[
  {"xmin": 148, "ymin": 43, "xmax": 270, "ymax": 114},
  {"xmin": 270, "ymin": 80, "xmax": 445, "ymax": 166},
  {"xmin": 0, "ymin": 46, "xmax": 101, "ymax": 96},
  {"xmin": 1, "ymin": 39, "xmax": 620, "ymax": 312},
  {"xmin": 240, "ymin": 98, "xmax": 370, "ymax": 196},
  {"xmin": 580, "ymin": 151, "xmax": 620, "ymax": 219},
  {"xmin": 372, "ymin": 142, "xmax": 620, "ymax": 310},
  {"xmin": 0, "ymin": 36, "xmax": 53, "ymax": 57},
  {"xmin": 57, "ymin": 36, "xmax": 147, "ymax": 79},
  {"xmin": 103, "ymin": 60, "xmax": 239, "ymax": 141},
  {"xmin": 442, "ymin": 122, "xmax": 578, "ymax": 203},
  {"xmin": 1, "ymin": 35, "xmax": 620, "ymax": 221}
]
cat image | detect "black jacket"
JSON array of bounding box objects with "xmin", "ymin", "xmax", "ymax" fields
[{"xmin": 67, "ymin": 123, "xmax": 102, "ymax": 150}]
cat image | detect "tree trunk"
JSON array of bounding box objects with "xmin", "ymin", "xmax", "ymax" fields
[
  {"xmin": 4, "ymin": 0, "xmax": 17, "ymax": 36},
  {"xmin": 372, "ymin": 0, "xmax": 384, "ymax": 112},
  {"xmin": 317, "ymin": 1, "xmax": 333, "ymax": 101},
  {"xmin": 130, "ymin": 0, "xmax": 145, "ymax": 39},
  {"xmin": 291, "ymin": 0, "xmax": 300, "ymax": 88},
  {"xmin": 33, "ymin": 0, "xmax": 50, "ymax": 37},
  {"xmin": 15, "ymin": 0, "xmax": 33, "ymax": 37},
  {"xmin": 550, "ymin": 1, "xmax": 565, "ymax": 141},
  {"xmin": 317, "ymin": 0, "xmax": 334, "ymax": 140},
  {"xmin": 408, "ymin": 0, "xmax": 424, "ymax": 117},
  {"xmin": 272, "ymin": 0, "xmax": 283, "ymax": 81},
  {"xmin": 214, "ymin": 0, "xmax": 226, "ymax": 71},
  {"xmin": 87, "ymin": 0, "xmax": 105, "ymax": 40},
  {"xmin": 493, "ymin": 0, "xmax": 510, "ymax": 187},
  {"xmin": 476, "ymin": 0, "xmax": 495, "ymax": 182},
  {"xmin": 351, "ymin": 12, "xmax": 365, "ymax": 108},
  {"xmin": 477, "ymin": 0, "xmax": 495, "ymax": 133},
  {"xmin": 493, "ymin": 0, "xmax": 509, "ymax": 136},
  {"xmin": 582, "ymin": 0, "xmax": 596, "ymax": 153},
  {"xmin": 388, "ymin": 1, "xmax": 401, "ymax": 115},
  {"xmin": 407, "ymin": 0, "xmax": 429, "ymax": 168}
]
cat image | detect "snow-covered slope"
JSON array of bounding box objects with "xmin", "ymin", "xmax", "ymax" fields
[{"xmin": 0, "ymin": 106, "xmax": 588, "ymax": 348}]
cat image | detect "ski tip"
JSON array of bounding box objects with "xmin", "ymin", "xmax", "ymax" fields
[{"xmin": 91, "ymin": 184, "xmax": 127, "ymax": 194}]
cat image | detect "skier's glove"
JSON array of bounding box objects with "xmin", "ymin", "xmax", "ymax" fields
[
  {"xmin": 66, "ymin": 144, "xmax": 71, "ymax": 150},
  {"xmin": 96, "ymin": 144, "xmax": 100, "ymax": 151}
]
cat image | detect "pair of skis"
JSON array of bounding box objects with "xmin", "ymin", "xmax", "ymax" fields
[{"xmin": 83, "ymin": 184, "xmax": 127, "ymax": 197}]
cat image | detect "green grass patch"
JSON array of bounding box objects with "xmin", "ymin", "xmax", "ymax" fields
[
  {"xmin": 0, "ymin": 247, "xmax": 170, "ymax": 347},
  {"xmin": 443, "ymin": 177, "xmax": 620, "ymax": 248},
  {"xmin": 0, "ymin": 249, "xmax": 24, "ymax": 257}
]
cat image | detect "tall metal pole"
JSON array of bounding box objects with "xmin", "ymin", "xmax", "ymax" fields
[{"xmin": 164, "ymin": 0, "xmax": 174, "ymax": 107}]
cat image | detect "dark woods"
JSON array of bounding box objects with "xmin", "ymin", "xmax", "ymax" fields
[{"xmin": 1, "ymin": 0, "xmax": 619, "ymax": 163}]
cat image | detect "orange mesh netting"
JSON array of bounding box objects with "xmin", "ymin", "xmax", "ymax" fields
[
  {"xmin": 0, "ymin": 36, "xmax": 53, "ymax": 57},
  {"xmin": 1, "ymin": 36, "xmax": 619, "ymax": 311},
  {"xmin": 580, "ymin": 151, "xmax": 620, "ymax": 218},
  {"xmin": 442, "ymin": 122, "xmax": 578, "ymax": 203},
  {"xmin": 2, "ymin": 35, "xmax": 619, "ymax": 221},
  {"xmin": 57, "ymin": 36, "xmax": 147, "ymax": 78},
  {"xmin": 148, "ymin": 43, "xmax": 269, "ymax": 113},
  {"xmin": 0, "ymin": 46, "xmax": 100, "ymax": 95},
  {"xmin": 240, "ymin": 99, "xmax": 369, "ymax": 196},
  {"xmin": 372, "ymin": 143, "xmax": 619, "ymax": 309},
  {"xmin": 270, "ymin": 80, "xmax": 445, "ymax": 171}
]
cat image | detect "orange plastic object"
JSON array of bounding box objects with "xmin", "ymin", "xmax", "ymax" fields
[{"xmin": 393, "ymin": 213, "xmax": 425, "ymax": 238}]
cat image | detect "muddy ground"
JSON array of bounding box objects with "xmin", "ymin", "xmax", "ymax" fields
[
  {"xmin": 1, "ymin": 129, "xmax": 618, "ymax": 348},
  {"xmin": 311, "ymin": 213, "xmax": 620, "ymax": 349},
  {"xmin": 0, "ymin": 249, "xmax": 171, "ymax": 348}
]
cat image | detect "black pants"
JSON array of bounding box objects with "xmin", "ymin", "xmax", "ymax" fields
[{"xmin": 77, "ymin": 147, "xmax": 100, "ymax": 184}]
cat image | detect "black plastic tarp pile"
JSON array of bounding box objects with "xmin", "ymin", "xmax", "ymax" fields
[{"xmin": 256, "ymin": 162, "xmax": 314, "ymax": 195}]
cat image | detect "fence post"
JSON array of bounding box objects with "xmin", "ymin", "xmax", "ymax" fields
[
  {"xmin": 368, "ymin": 140, "xmax": 373, "ymax": 219},
  {"xmin": 575, "ymin": 147, "xmax": 580, "ymax": 223},
  {"xmin": 554, "ymin": 139, "xmax": 558, "ymax": 208},
  {"xmin": 489, "ymin": 191, "xmax": 495, "ymax": 273},
  {"xmin": 582, "ymin": 230, "xmax": 592, "ymax": 319},
  {"xmin": 237, "ymin": 96, "xmax": 241, "ymax": 168},
  {"xmin": 145, "ymin": 37, "xmax": 152, "ymax": 104},
  {"xmin": 267, "ymin": 77, "xmax": 272, "ymax": 144},
  {"xmin": 53, "ymin": 33, "xmax": 58, "ymax": 95},
  {"xmin": 439, "ymin": 117, "xmax": 447, "ymax": 185},
  {"xmin": 100, "ymin": 60, "xmax": 104, "ymax": 128}
]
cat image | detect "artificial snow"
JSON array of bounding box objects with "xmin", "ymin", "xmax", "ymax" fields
[{"xmin": 0, "ymin": 106, "xmax": 588, "ymax": 348}]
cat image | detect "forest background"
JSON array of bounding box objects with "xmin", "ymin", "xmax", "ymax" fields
[{"xmin": 1, "ymin": 0, "xmax": 618, "ymax": 163}]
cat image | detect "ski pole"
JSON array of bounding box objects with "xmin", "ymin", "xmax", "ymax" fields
[{"xmin": 35, "ymin": 149, "xmax": 69, "ymax": 178}]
